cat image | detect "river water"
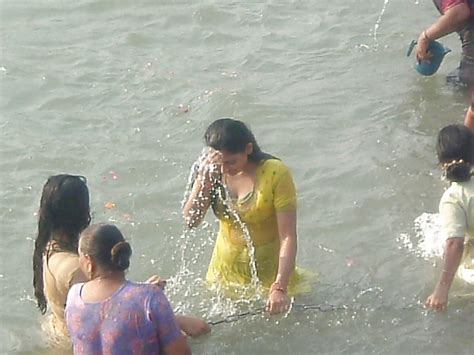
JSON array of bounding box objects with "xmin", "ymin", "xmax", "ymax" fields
[{"xmin": 1, "ymin": 1, "xmax": 473, "ymax": 354}]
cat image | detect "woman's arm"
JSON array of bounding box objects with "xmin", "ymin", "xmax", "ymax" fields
[
  {"xmin": 182, "ymin": 178, "xmax": 214, "ymax": 228},
  {"xmin": 175, "ymin": 315, "xmax": 211, "ymax": 337},
  {"xmin": 153, "ymin": 292, "xmax": 192, "ymax": 355},
  {"xmin": 274, "ymin": 210, "xmax": 297, "ymax": 288},
  {"xmin": 145, "ymin": 274, "xmax": 167, "ymax": 289},
  {"xmin": 425, "ymin": 237, "xmax": 464, "ymax": 311},
  {"xmin": 145, "ymin": 276, "xmax": 209, "ymax": 337},
  {"xmin": 417, "ymin": 3, "xmax": 470, "ymax": 61},
  {"xmin": 182, "ymin": 150, "xmax": 222, "ymax": 228},
  {"xmin": 163, "ymin": 336, "xmax": 192, "ymax": 355},
  {"xmin": 266, "ymin": 210, "xmax": 297, "ymax": 315}
]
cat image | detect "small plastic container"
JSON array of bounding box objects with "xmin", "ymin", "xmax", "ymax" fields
[{"xmin": 407, "ymin": 39, "xmax": 451, "ymax": 76}]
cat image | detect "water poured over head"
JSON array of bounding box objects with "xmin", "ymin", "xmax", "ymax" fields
[
  {"xmin": 204, "ymin": 118, "xmax": 271, "ymax": 175},
  {"xmin": 436, "ymin": 124, "xmax": 474, "ymax": 182}
]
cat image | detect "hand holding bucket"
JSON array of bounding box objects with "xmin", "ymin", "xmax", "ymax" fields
[{"xmin": 407, "ymin": 40, "xmax": 451, "ymax": 76}]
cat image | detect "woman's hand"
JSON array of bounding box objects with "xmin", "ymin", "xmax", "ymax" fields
[
  {"xmin": 197, "ymin": 149, "xmax": 222, "ymax": 187},
  {"xmin": 269, "ymin": 210, "xmax": 297, "ymax": 315},
  {"xmin": 175, "ymin": 315, "xmax": 211, "ymax": 337},
  {"xmin": 425, "ymin": 284, "xmax": 449, "ymax": 311},
  {"xmin": 425, "ymin": 238, "xmax": 464, "ymax": 312},
  {"xmin": 415, "ymin": 3, "xmax": 470, "ymax": 63},
  {"xmin": 145, "ymin": 275, "xmax": 167, "ymax": 290},
  {"xmin": 183, "ymin": 149, "xmax": 222, "ymax": 228},
  {"xmin": 266, "ymin": 288, "xmax": 290, "ymax": 315},
  {"xmin": 416, "ymin": 32, "xmax": 432, "ymax": 63}
]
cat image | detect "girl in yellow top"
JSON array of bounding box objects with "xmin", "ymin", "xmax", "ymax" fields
[
  {"xmin": 425, "ymin": 125, "xmax": 474, "ymax": 311},
  {"xmin": 183, "ymin": 118, "xmax": 311, "ymax": 315}
]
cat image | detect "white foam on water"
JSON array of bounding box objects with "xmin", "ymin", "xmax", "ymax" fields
[
  {"xmin": 400, "ymin": 213, "xmax": 474, "ymax": 285},
  {"xmin": 398, "ymin": 212, "xmax": 445, "ymax": 259}
]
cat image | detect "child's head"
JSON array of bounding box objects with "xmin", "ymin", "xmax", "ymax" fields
[
  {"xmin": 78, "ymin": 224, "xmax": 132, "ymax": 277},
  {"xmin": 33, "ymin": 174, "xmax": 91, "ymax": 314},
  {"xmin": 436, "ymin": 124, "xmax": 474, "ymax": 182}
]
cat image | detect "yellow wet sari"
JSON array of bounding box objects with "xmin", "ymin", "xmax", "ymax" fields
[{"xmin": 206, "ymin": 159, "xmax": 313, "ymax": 297}]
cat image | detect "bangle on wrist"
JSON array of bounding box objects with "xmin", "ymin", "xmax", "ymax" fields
[{"xmin": 270, "ymin": 281, "xmax": 287, "ymax": 294}]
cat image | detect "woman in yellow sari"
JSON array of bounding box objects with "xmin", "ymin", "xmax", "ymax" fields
[{"xmin": 183, "ymin": 118, "xmax": 310, "ymax": 315}]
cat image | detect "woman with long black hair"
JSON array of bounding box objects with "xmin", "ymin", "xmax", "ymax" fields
[
  {"xmin": 183, "ymin": 118, "xmax": 311, "ymax": 315},
  {"xmin": 32, "ymin": 174, "xmax": 91, "ymax": 339},
  {"xmin": 33, "ymin": 174, "xmax": 209, "ymax": 344}
]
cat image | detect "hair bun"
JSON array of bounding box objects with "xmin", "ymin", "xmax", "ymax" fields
[
  {"xmin": 444, "ymin": 159, "xmax": 472, "ymax": 182},
  {"xmin": 110, "ymin": 241, "xmax": 132, "ymax": 271}
]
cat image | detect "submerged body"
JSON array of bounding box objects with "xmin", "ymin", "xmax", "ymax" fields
[
  {"xmin": 183, "ymin": 118, "xmax": 315, "ymax": 314},
  {"xmin": 439, "ymin": 177, "xmax": 474, "ymax": 283},
  {"xmin": 416, "ymin": 0, "xmax": 474, "ymax": 130},
  {"xmin": 42, "ymin": 247, "xmax": 83, "ymax": 341},
  {"xmin": 66, "ymin": 281, "xmax": 183, "ymax": 354},
  {"xmin": 65, "ymin": 223, "xmax": 191, "ymax": 354},
  {"xmin": 425, "ymin": 125, "xmax": 474, "ymax": 311},
  {"xmin": 432, "ymin": 0, "xmax": 474, "ymax": 86}
]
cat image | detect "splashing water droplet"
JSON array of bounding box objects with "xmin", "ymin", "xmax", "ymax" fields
[{"xmin": 373, "ymin": 0, "xmax": 391, "ymax": 50}]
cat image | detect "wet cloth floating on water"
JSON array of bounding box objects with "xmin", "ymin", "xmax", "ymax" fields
[{"xmin": 407, "ymin": 40, "xmax": 451, "ymax": 76}]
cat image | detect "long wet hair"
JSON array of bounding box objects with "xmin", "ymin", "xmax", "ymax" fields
[
  {"xmin": 79, "ymin": 224, "xmax": 132, "ymax": 273},
  {"xmin": 33, "ymin": 174, "xmax": 91, "ymax": 314},
  {"xmin": 204, "ymin": 118, "xmax": 273, "ymax": 164},
  {"xmin": 436, "ymin": 124, "xmax": 474, "ymax": 182}
]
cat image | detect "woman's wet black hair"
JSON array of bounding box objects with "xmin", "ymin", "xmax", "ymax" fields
[
  {"xmin": 204, "ymin": 118, "xmax": 272, "ymax": 163},
  {"xmin": 203, "ymin": 118, "xmax": 274, "ymax": 216},
  {"xmin": 79, "ymin": 224, "xmax": 132, "ymax": 273},
  {"xmin": 33, "ymin": 174, "xmax": 91, "ymax": 314},
  {"xmin": 436, "ymin": 124, "xmax": 474, "ymax": 182}
]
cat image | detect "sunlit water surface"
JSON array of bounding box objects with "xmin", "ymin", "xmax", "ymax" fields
[{"xmin": 1, "ymin": 1, "xmax": 473, "ymax": 354}]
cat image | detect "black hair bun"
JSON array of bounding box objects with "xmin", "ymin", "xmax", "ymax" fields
[
  {"xmin": 445, "ymin": 160, "xmax": 472, "ymax": 182},
  {"xmin": 110, "ymin": 241, "xmax": 132, "ymax": 271}
]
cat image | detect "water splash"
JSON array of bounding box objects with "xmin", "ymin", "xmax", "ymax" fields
[
  {"xmin": 372, "ymin": 0, "xmax": 390, "ymax": 50},
  {"xmin": 398, "ymin": 212, "xmax": 445, "ymax": 259},
  {"xmin": 171, "ymin": 147, "xmax": 213, "ymax": 302},
  {"xmin": 217, "ymin": 183, "xmax": 263, "ymax": 299},
  {"xmin": 356, "ymin": 286, "xmax": 384, "ymax": 299},
  {"xmin": 171, "ymin": 150, "xmax": 264, "ymax": 315},
  {"xmin": 180, "ymin": 147, "xmax": 210, "ymax": 210}
]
